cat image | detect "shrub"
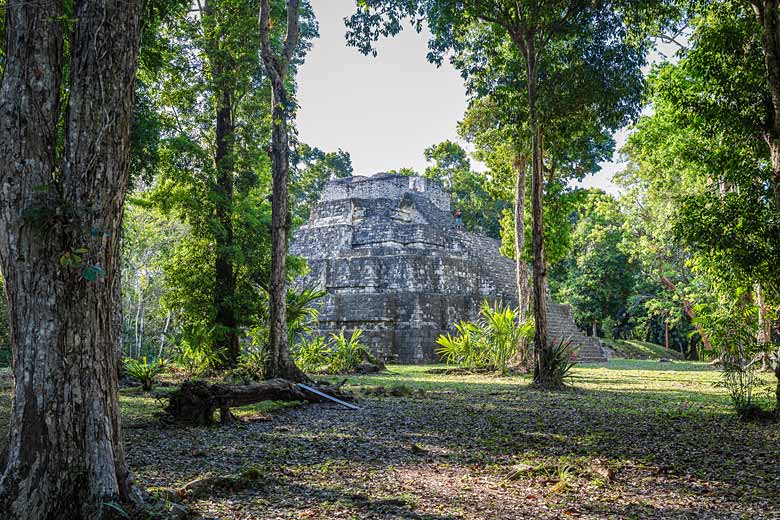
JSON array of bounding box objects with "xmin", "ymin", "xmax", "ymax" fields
[
  {"xmin": 696, "ymin": 298, "xmax": 775, "ymax": 418},
  {"xmin": 328, "ymin": 328, "xmax": 370, "ymax": 374},
  {"xmin": 533, "ymin": 338, "xmax": 577, "ymax": 388},
  {"xmin": 124, "ymin": 356, "xmax": 167, "ymax": 391},
  {"xmin": 435, "ymin": 321, "xmax": 483, "ymax": 370},
  {"xmin": 292, "ymin": 328, "xmax": 372, "ymax": 374},
  {"xmin": 171, "ymin": 327, "xmax": 223, "ymax": 378},
  {"xmin": 286, "ymin": 285, "xmax": 327, "ymax": 344},
  {"xmin": 229, "ymin": 347, "xmax": 269, "ymax": 383},
  {"xmin": 293, "ymin": 336, "xmax": 330, "ymax": 373},
  {"xmin": 436, "ymin": 301, "xmax": 533, "ymax": 374}
]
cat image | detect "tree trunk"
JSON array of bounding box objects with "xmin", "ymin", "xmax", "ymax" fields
[
  {"xmin": 592, "ymin": 320, "xmax": 598, "ymax": 338},
  {"xmin": 0, "ymin": 0, "xmax": 143, "ymax": 517},
  {"xmin": 513, "ymin": 154, "xmax": 530, "ymax": 319},
  {"xmin": 167, "ymin": 378, "xmax": 352, "ymax": 425},
  {"xmin": 213, "ymin": 83, "xmax": 240, "ymax": 366},
  {"xmin": 753, "ymin": 0, "xmax": 780, "ymax": 209},
  {"xmin": 259, "ymin": 0, "xmax": 307, "ymax": 382},
  {"xmin": 522, "ymin": 47, "xmax": 551, "ymax": 387},
  {"xmin": 664, "ymin": 317, "xmax": 670, "ymax": 350}
]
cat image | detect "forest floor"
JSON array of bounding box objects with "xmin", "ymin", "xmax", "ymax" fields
[{"xmin": 1, "ymin": 360, "xmax": 779, "ymax": 519}]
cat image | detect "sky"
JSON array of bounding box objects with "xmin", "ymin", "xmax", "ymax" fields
[{"xmin": 295, "ymin": 0, "xmax": 662, "ymax": 196}]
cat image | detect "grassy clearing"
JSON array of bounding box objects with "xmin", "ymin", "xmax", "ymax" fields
[
  {"xmin": 601, "ymin": 338, "xmax": 686, "ymax": 360},
  {"xmin": 0, "ymin": 361, "xmax": 778, "ymax": 519}
]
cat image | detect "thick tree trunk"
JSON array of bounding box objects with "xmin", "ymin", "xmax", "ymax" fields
[
  {"xmin": 513, "ymin": 154, "xmax": 531, "ymax": 318},
  {"xmin": 214, "ymin": 84, "xmax": 240, "ymax": 366},
  {"xmin": 266, "ymin": 88, "xmax": 306, "ymax": 381},
  {"xmin": 0, "ymin": 0, "xmax": 143, "ymax": 517},
  {"xmin": 259, "ymin": 0, "xmax": 307, "ymax": 382}
]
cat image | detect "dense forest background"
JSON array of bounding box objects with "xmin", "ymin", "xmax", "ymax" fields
[{"xmin": 0, "ymin": 0, "xmax": 777, "ymax": 368}]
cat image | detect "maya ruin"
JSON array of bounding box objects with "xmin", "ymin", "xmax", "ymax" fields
[{"xmin": 292, "ymin": 173, "xmax": 607, "ymax": 363}]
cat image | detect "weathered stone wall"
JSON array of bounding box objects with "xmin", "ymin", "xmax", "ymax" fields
[
  {"xmin": 320, "ymin": 174, "xmax": 451, "ymax": 213},
  {"xmin": 291, "ymin": 174, "xmax": 606, "ymax": 363}
]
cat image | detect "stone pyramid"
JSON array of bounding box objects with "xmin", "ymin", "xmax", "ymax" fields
[{"xmin": 291, "ymin": 174, "xmax": 607, "ymax": 364}]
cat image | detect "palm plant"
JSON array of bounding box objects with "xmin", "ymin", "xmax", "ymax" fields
[
  {"xmin": 328, "ymin": 328, "xmax": 370, "ymax": 374},
  {"xmin": 286, "ymin": 284, "xmax": 327, "ymax": 344},
  {"xmin": 123, "ymin": 356, "xmax": 167, "ymax": 392},
  {"xmin": 436, "ymin": 301, "xmax": 532, "ymax": 374}
]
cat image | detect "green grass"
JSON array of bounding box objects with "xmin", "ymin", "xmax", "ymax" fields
[{"xmin": 601, "ymin": 338, "xmax": 686, "ymax": 360}]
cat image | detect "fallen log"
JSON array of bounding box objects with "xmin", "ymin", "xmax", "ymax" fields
[{"xmin": 166, "ymin": 378, "xmax": 354, "ymax": 425}]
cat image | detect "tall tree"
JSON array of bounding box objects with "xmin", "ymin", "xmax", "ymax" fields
[
  {"xmin": 556, "ymin": 191, "xmax": 636, "ymax": 337},
  {"xmin": 292, "ymin": 143, "xmax": 353, "ymax": 221},
  {"xmin": 422, "ymin": 140, "xmax": 506, "ymax": 238},
  {"xmin": 0, "ymin": 0, "xmax": 143, "ymax": 516},
  {"xmin": 259, "ymin": 0, "xmax": 308, "ymax": 381},
  {"xmin": 205, "ymin": 0, "xmax": 242, "ymax": 366},
  {"xmin": 348, "ymin": 1, "xmax": 651, "ymax": 386},
  {"xmin": 750, "ymin": 0, "xmax": 780, "ymax": 208}
]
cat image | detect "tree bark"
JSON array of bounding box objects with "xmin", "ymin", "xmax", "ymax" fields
[
  {"xmin": 167, "ymin": 378, "xmax": 352, "ymax": 425},
  {"xmin": 664, "ymin": 317, "xmax": 670, "ymax": 350},
  {"xmin": 213, "ymin": 80, "xmax": 240, "ymax": 367},
  {"xmin": 0, "ymin": 0, "xmax": 143, "ymax": 517},
  {"xmin": 525, "ymin": 45, "xmax": 551, "ymax": 387},
  {"xmin": 513, "ymin": 154, "xmax": 530, "ymax": 319},
  {"xmin": 752, "ymin": 0, "xmax": 780, "ymax": 209},
  {"xmin": 259, "ymin": 0, "xmax": 307, "ymax": 382}
]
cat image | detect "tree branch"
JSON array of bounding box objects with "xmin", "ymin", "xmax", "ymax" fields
[
  {"xmin": 283, "ymin": 0, "xmax": 301, "ymax": 63},
  {"xmin": 258, "ymin": 0, "xmax": 283, "ymax": 85}
]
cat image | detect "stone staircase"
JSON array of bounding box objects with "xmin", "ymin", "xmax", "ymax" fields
[{"xmin": 547, "ymin": 301, "xmax": 607, "ymax": 363}]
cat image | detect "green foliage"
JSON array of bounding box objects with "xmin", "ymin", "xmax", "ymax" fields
[
  {"xmin": 499, "ymin": 182, "xmax": 588, "ymax": 266},
  {"xmin": 229, "ymin": 347, "xmax": 270, "ymax": 384},
  {"xmin": 327, "ymin": 328, "xmax": 371, "ymax": 375},
  {"xmin": 534, "ymin": 338, "xmax": 578, "ymax": 388},
  {"xmin": 436, "ymin": 321, "xmax": 485, "ymax": 371},
  {"xmin": 292, "ymin": 328, "xmax": 371, "ymax": 375},
  {"xmin": 436, "ymin": 301, "xmax": 533, "ymax": 375},
  {"xmin": 286, "ymin": 284, "xmax": 327, "ymax": 345},
  {"xmin": 695, "ymin": 295, "xmax": 775, "ymax": 418},
  {"xmin": 293, "ymin": 336, "xmax": 331, "ymax": 374},
  {"xmin": 292, "ymin": 144, "xmax": 353, "ymax": 222},
  {"xmin": 123, "ymin": 356, "xmax": 167, "ymax": 392},
  {"xmin": 171, "ymin": 326, "xmax": 223, "ymax": 378},
  {"xmin": 130, "ymin": 0, "xmax": 319, "ymax": 368},
  {"xmin": 554, "ymin": 190, "xmax": 636, "ymax": 336},
  {"xmin": 422, "ymin": 140, "xmax": 507, "ymax": 238}
]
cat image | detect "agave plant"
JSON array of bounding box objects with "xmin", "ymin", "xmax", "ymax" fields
[{"xmin": 534, "ymin": 338, "xmax": 577, "ymax": 388}]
